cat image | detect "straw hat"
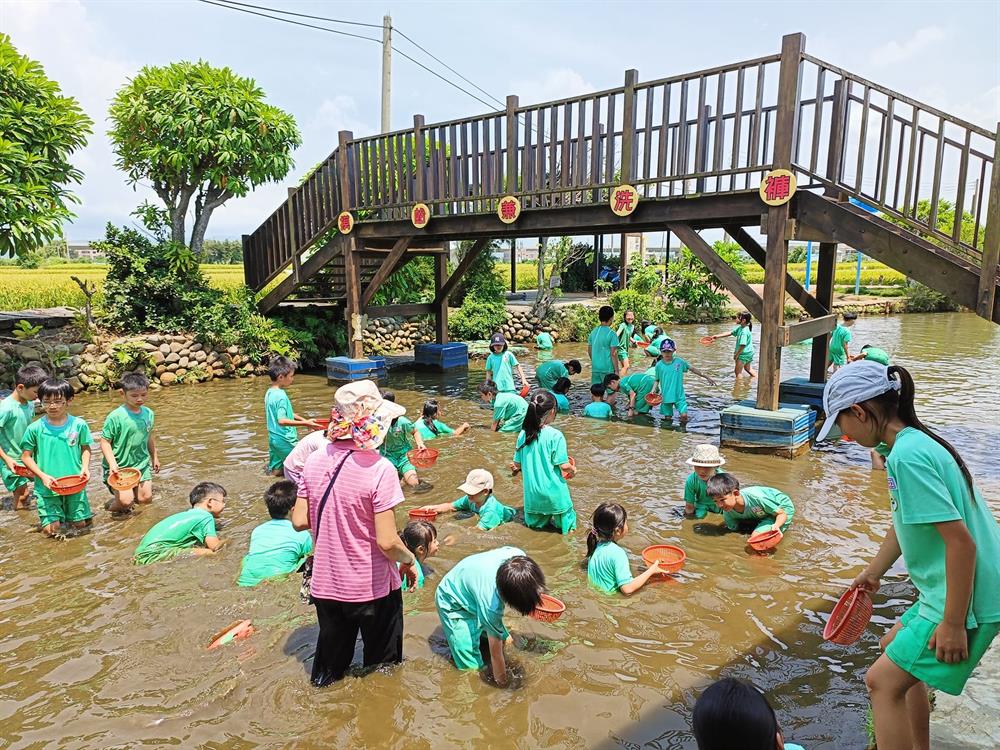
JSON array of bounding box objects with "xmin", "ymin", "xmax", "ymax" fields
[
  {"xmin": 685, "ymin": 444, "xmax": 726, "ymax": 467},
  {"xmin": 329, "ymin": 380, "xmax": 406, "ymax": 450}
]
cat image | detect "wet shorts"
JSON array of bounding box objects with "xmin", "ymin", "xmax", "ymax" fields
[
  {"xmin": 1, "ymin": 463, "xmax": 30, "ymax": 493},
  {"xmin": 436, "ymin": 607, "xmax": 493, "ymax": 671},
  {"xmin": 885, "ymin": 602, "xmax": 1000, "ymax": 695},
  {"xmin": 524, "ymin": 507, "xmax": 577, "ymax": 534},
  {"xmin": 37, "ymin": 491, "xmax": 92, "ymax": 527},
  {"xmin": 385, "ymin": 452, "xmax": 416, "ymax": 478},
  {"xmin": 659, "ymin": 398, "xmax": 689, "ymax": 417},
  {"xmin": 268, "ymin": 439, "xmax": 296, "ymax": 472}
]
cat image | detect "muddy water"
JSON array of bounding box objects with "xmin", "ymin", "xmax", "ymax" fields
[{"xmin": 1, "ymin": 312, "xmax": 997, "ymax": 750}]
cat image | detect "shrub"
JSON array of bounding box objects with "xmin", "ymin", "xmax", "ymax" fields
[
  {"xmin": 449, "ymin": 252, "xmax": 508, "ymax": 340},
  {"xmin": 904, "ymin": 282, "xmax": 959, "ymax": 313},
  {"xmin": 608, "ymin": 288, "xmax": 671, "ymax": 325},
  {"xmin": 662, "ymin": 247, "xmax": 730, "ymax": 323}
]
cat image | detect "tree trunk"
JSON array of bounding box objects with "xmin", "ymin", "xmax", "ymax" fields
[
  {"xmin": 188, "ymin": 205, "xmax": 216, "ymax": 257},
  {"xmin": 168, "ymin": 187, "xmax": 195, "ymax": 247}
]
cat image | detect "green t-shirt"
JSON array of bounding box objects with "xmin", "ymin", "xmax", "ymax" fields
[
  {"xmin": 265, "ymin": 387, "xmax": 297, "ymax": 446},
  {"xmin": 684, "ymin": 469, "xmax": 722, "ymax": 510},
  {"xmin": 381, "ymin": 416, "xmax": 415, "ymax": 459},
  {"xmin": 514, "ymin": 426, "xmax": 572, "ymax": 515},
  {"xmin": 237, "ymin": 518, "xmax": 313, "ymax": 587},
  {"xmin": 414, "ymin": 419, "xmax": 455, "ymax": 441},
  {"xmin": 101, "ymin": 404, "xmax": 155, "ymax": 481},
  {"xmin": 646, "ymin": 334, "xmax": 668, "ymax": 357},
  {"xmin": 887, "ymin": 427, "xmax": 1000, "ymax": 627},
  {"xmin": 620, "ymin": 372, "xmax": 655, "ymax": 413},
  {"xmin": 732, "ymin": 325, "xmax": 755, "ymax": 361},
  {"xmin": 0, "ymin": 395, "xmax": 34, "ymax": 461},
  {"xmin": 536, "ymin": 360, "xmax": 569, "ymax": 390},
  {"xmin": 588, "ymin": 541, "xmax": 633, "ymax": 593},
  {"xmin": 535, "ymin": 332, "xmax": 554, "ymax": 350},
  {"xmin": 654, "ymin": 357, "xmax": 690, "ymax": 404},
  {"xmin": 20, "ymin": 415, "xmax": 93, "ymax": 498},
  {"xmin": 862, "ymin": 347, "xmax": 891, "ymax": 366},
  {"xmin": 588, "ymin": 325, "xmax": 618, "ymax": 375},
  {"xmin": 722, "ymin": 486, "xmax": 795, "ymax": 532},
  {"xmin": 435, "ymin": 546, "xmax": 526, "ymax": 639},
  {"xmin": 583, "ymin": 401, "xmax": 613, "ymax": 420},
  {"xmin": 134, "ymin": 507, "xmax": 217, "ymax": 565},
  {"xmin": 493, "ymin": 392, "xmax": 528, "ymax": 433},
  {"xmin": 486, "ymin": 351, "xmax": 519, "ymax": 393},
  {"xmin": 829, "ymin": 324, "xmax": 853, "ymax": 357},
  {"xmin": 453, "ymin": 494, "xmax": 516, "ymax": 531},
  {"xmin": 615, "ymin": 322, "xmax": 635, "ymax": 355},
  {"xmin": 643, "ymin": 325, "xmax": 658, "ymax": 339},
  {"xmin": 399, "ymin": 557, "xmax": 425, "ymax": 590},
  {"xmin": 550, "ymin": 391, "xmax": 570, "ymax": 413}
]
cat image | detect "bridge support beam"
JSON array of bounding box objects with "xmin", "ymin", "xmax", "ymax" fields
[
  {"xmin": 434, "ymin": 253, "xmax": 448, "ymax": 344},
  {"xmin": 809, "ymin": 242, "xmax": 838, "ymax": 382},
  {"xmin": 977, "ymin": 120, "xmax": 1000, "ymax": 321}
]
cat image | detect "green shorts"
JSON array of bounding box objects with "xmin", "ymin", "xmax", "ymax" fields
[
  {"xmin": 1, "ymin": 463, "xmax": 30, "ymax": 493},
  {"xmin": 737, "ymin": 351, "xmax": 754, "ymax": 364},
  {"xmin": 524, "ymin": 507, "xmax": 577, "ymax": 534},
  {"xmin": 616, "ymin": 350, "xmax": 629, "ymax": 363},
  {"xmin": 659, "ymin": 398, "xmax": 689, "ymax": 417},
  {"xmin": 268, "ymin": 438, "xmax": 296, "ymax": 472},
  {"xmin": 133, "ymin": 544, "xmax": 190, "ymax": 566},
  {"xmin": 385, "ymin": 451, "xmax": 416, "ymax": 478},
  {"xmin": 437, "ymin": 606, "xmax": 490, "ymax": 670},
  {"xmin": 591, "ymin": 370, "xmax": 612, "ymax": 386},
  {"xmin": 37, "ymin": 491, "xmax": 92, "ymax": 527},
  {"xmin": 829, "ymin": 350, "xmax": 847, "ymax": 366},
  {"xmin": 885, "ymin": 602, "xmax": 1000, "ymax": 695}
]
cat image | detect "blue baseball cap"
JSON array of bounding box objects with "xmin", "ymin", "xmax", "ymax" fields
[
  {"xmin": 489, "ymin": 332, "xmax": 507, "ymax": 349},
  {"xmin": 659, "ymin": 338, "xmax": 676, "ymax": 352}
]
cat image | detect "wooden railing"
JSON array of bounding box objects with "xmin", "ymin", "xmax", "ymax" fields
[{"xmin": 243, "ymin": 41, "xmax": 997, "ymax": 293}]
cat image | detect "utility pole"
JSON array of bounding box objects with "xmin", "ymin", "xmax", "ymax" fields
[{"xmin": 381, "ymin": 15, "xmax": 392, "ymax": 133}]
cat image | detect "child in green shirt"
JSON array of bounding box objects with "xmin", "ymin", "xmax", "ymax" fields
[
  {"xmin": 819, "ymin": 361, "xmax": 1000, "ymax": 747},
  {"xmin": 485, "ymin": 333, "xmax": 528, "ymax": 394},
  {"xmin": 434, "ymin": 548, "xmax": 546, "ymax": 687},
  {"xmin": 583, "ymin": 384, "xmax": 613, "ymax": 420},
  {"xmin": 398, "ymin": 519, "xmax": 439, "ymax": 590},
  {"xmin": 20, "ymin": 378, "xmax": 94, "ymax": 538},
  {"xmin": 851, "ymin": 343, "xmax": 890, "ymax": 366},
  {"xmin": 621, "ymin": 367, "xmax": 656, "ymax": 417},
  {"xmin": 705, "ymin": 311, "xmax": 757, "ymax": 379},
  {"xmin": 479, "ymin": 381, "xmax": 528, "ymax": 433},
  {"xmin": 512, "ymin": 391, "xmax": 576, "ymax": 533},
  {"xmin": 549, "ymin": 377, "xmax": 572, "ymax": 413},
  {"xmin": 614, "ymin": 309, "xmax": 637, "ymax": 375},
  {"xmin": 586, "ymin": 503, "xmax": 664, "ymax": 594},
  {"xmin": 683, "ymin": 444, "xmax": 725, "ymax": 519},
  {"xmin": 0, "ymin": 364, "xmax": 46, "ymax": 511},
  {"xmin": 134, "ymin": 481, "xmax": 227, "ymax": 565},
  {"xmin": 827, "ymin": 311, "xmax": 857, "ymax": 371},
  {"xmin": 587, "ymin": 305, "xmax": 620, "ymax": 384},
  {"xmin": 379, "ymin": 391, "xmax": 428, "ymax": 487},
  {"xmin": 238, "ymin": 480, "xmax": 313, "ymax": 587},
  {"xmin": 535, "ymin": 359, "xmax": 581, "ymax": 391},
  {"xmin": 534, "ymin": 326, "xmax": 554, "ymax": 350},
  {"xmin": 265, "ymin": 357, "xmax": 321, "ymax": 476},
  {"xmin": 706, "ymin": 473, "xmax": 795, "ymax": 536},
  {"xmin": 418, "ymin": 469, "xmax": 516, "ymax": 531},
  {"xmin": 652, "ymin": 339, "xmax": 717, "ymax": 424},
  {"xmin": 414, "ymin": 399, "xmax": 469, "ymax": 442},
  {"xmin": 99, "ymin": 372, "xmax": 159, "ymax": 514}
]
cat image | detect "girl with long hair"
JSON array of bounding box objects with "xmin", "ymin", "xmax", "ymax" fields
[
  {"xmin": 586, "ymin": 503, "xmax": 664, "ymax": 594},
  {"xmin": 705, "ymin": 311, "xmax": 756, "ymax": 379}
]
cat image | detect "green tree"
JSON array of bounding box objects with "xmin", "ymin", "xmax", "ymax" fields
[
  {"xmin": 202, "ymin": 238, "xmax": 243, "ymax": 264},
  {"xmin": 0, "ymin": 34, "xmax": 92, "ymax": 256},
  {"xmin": 887, "ymin": 198, "xmax": 986, "ymax": 251},
  {"xmin": 108, "ymin": 61, "xmax": 300, "ymax": 256}
]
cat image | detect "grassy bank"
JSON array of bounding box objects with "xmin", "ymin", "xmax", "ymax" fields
[{"xmin": 0, "ymin": 264, "xmax": 246, "ymax": 310}]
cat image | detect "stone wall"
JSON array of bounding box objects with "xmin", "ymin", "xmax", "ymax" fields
[
  {"xmin": 500, "ymin": 307, "xmax": 567, "ymax": 344},
  {"xmin": 0, "ymin": 333, "xmax": 263, "ymax": 393},
  {"xmin": 362, "ymin": 316, "xmax": 435, "ymax": 355}
]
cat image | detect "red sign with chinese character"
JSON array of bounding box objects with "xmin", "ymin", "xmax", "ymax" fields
[
  {"xmin": 411, "ymin": 202, "xmax": 430, "ymax": 229},
  {"xmin": 497, "ymin": 195, "xmax": 521, "ymax": 224},
  {"xmin": 609, "ymin": 184, "xmax": 639, "ymax": 216},
  {"xmin": 337, "ymin": 211, "xmax": 354, "ymax": 234},
  {"xmin": 759, "ymin": 169, "xmax": 797, "ymax": 206}
]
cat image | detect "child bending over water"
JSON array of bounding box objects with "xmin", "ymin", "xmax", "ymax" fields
[
  {"xmin": 133, "ymin": 482, "xmax": 227, "ymax": 564},
  {"xmin": 706, "ymin": 473, "xmax": 794, "ymax": 536},
  {"xmin": 417, "ymin": 469, "xmax": 516, "ymax": 531},
  {"xmin": 378, "ymin": 391, "xmax": 429, "ymax": 487},
  {"xmin": 818, "ymin": 362, "xmax": 1000, "ymax": 750},
  {"xmin": 512, "ymin": 391, "xmax": 576, "ymax": 533},
  {"xmin": 238, "ymin": 480, "xmax": 313, "ymax": 587},
  {"xmin": 414, "ymin": 399, "xmax": 469, "ymax": 441},
  {"xmin": 399, "ymin": 520, "xmax": 439, "ymax": 590},
  {"xmin": 586, "ymin": 503, "xmax": 664, "ymax": 595},
  {"xmin": 693, "ymin": 677, "xmax": 806, "ymax": 750}
]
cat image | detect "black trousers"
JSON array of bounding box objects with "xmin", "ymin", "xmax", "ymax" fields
[{"xmin": 311, "ymin": 588, "xmax": 404, "ymax": 686}]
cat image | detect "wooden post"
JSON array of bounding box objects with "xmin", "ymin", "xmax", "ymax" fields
[
  {"xmin": 241, "ymin": 234, "xmax": 252, "ymax": 287},
  {"xmin": 593, "ymin": 233, "xmax": 600, "ymax": 293},
  {"xmin": 620, "ymin": 234, "xmax": 628, "ymax": 288},
  {"xmin": 287, "ymin": 187, "xmax": 301, "ymax": 284},
  {"xmin": 413, "ymin": 114, "xmax": 426, "ymax": 201},
  {"xmin": 434, "ymin": 252, "xmax": 448, "ymax": 344},
  {"xmin": 621, "ymin": 69, "xmax": 639, "ymax": 184},
  {"xmin": 810, "ymin": 242, "xmax": 838, "ymax": 382},
  {"xmin": 537, "ymin": 237, "xmax": 546, "ymax": 290},
  {"xmin": 696, "ymin": 105, "xmax": 711, "ymax": 193},
  {"xmin": 510, "ymin": 239, "xmax": 517, "ymax": 293},
  {"xmin": 976, "ymin": 121, "xmax": 1000, "ymax": 321},
  {"xmin": 337, "ymin": 130, "xmax": 364, "ymax": 358},
  {"xmin": 757, "ymin": 32, "xmax": 805, "ymax": 411},
  {"xmin": 505, "ymin": 95, "xmax": 519, "ymax": 193}
]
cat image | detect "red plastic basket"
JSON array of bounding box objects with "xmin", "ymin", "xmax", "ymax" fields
[
  {"xmin": 13, "ymin": 463, "xmax": 34, "ymax": 478},
  {"xmin": 108, "ymin": 467, "xmax": 141, "ymax": 491},
  {"xmin": 51, "ymin": 475, "xmax": 87, "ymax": 496},
  {"xmin": 748, "ymin": 528, "xmax": 784, "ymax": 552},
  {"xmin": 699, "ymin": 336, "xmax": 714, "ymax": 346},
  {"xmin": 823, "ymin": 588, "xmax": 873, "ymax": 645},
  {"xmin": 313, "ymin": 418, "xmax": 331, "ymax": 430},
  {"xmin": 407, "ymin": 448, "xmax": 439, "ymax": 469},
  {"xmin": 644, "ymin": 393, "xmax": 663, "ymax": 406},
  {"xmin": 519, "ymin": 383, "xmax": 531, "ymax": 398},
  {"xmin": 560, "ymin": 455, "xmax": 576, "ymax": 480},
  {"xmin": 530, "ymin": 593, "xmax": 566, "ymax": 623},
  {"xmin": 642, "ymin": 544, "xmax": 686, "ymax": 574},
  {"xmin": 407, "ymin": 508, "xmax": 438, "ymax": 521},
  {"xmin": 207, "ymin": 619, "xmax": 254, "ymax": 650}
]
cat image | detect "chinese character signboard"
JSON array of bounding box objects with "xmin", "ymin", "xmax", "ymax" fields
[
  {"xmin": 497, "ymin": 195, "xmax": 521, "ymax": 224},
  {"xmin": 337, "ymin": 211, "xmax": 354, "ymax": 234},
  {"xmin": 759, "ymin": 169, "xmax": 797, "ymax": 206},
  {"xmin": 411, "ymin": 202, "xmax": 430, "ymax": 229},
  {"xmin": 610, "ymin": 184, "xmax": 639, "ymax": 216}
]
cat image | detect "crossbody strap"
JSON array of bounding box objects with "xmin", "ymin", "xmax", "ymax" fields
[{"xmin": 312, "ymin": 450, "xmax": 351, "ymax": 546}]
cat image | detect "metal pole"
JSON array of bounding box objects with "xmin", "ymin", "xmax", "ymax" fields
[
  {"xmin": 381, "ymin": 15, "xmax": 392, "ymax": 133},
  {"xmin": 804, "ymin": 240, "xmax": 813, "ymax": 292},
  {"xmin": 854, "ymin": 250, "xmax": 862, "ymax": 295}
]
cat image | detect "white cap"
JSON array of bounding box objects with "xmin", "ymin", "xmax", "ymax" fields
[
  {"xmin": 458, "ymin": 469, "xmax": 494, "ymax": 495},
  {"xmin": 816, "ymin": 361, "xmax": 900, "ymax": 441}
]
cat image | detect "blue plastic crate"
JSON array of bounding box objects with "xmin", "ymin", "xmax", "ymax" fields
[
  {"xmin": 414, "ymin": 342, "xmax": 468, "ymax": 370},
  {"xmin": 325, "ymin": 356, "xmax": 387, "ymax": 381}
]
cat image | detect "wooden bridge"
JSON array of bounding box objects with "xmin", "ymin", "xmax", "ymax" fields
[{"xmin": 242, "ymin": 32, "xmax": 998, "ymax": 411}]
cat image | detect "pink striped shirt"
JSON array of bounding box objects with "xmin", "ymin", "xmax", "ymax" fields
[{"xmin": 297, "ymin": 438, "xmax": 404, "ymax": 602}]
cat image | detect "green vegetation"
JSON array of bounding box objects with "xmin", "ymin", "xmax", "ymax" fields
[
  {"xmin": 903, "ymin": 281, "xmax": 960, "ymax": 313},
  {"xmin": 450, "ymin": 241, "xmax": 508, "ymax": 340},
  {"xmin": 742, "ymin": 261, "xmax": 905, "ymax": 286},
  {"xmin": 0, "ymin": 33, "xmax": 92, "ymax": 256}
]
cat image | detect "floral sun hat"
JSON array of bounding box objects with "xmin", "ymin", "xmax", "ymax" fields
[{"xmin": 328, "ymin": 380, "xmax": 406, "ymax": 450}]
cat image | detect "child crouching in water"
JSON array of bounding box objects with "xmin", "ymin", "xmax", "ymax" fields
[
  {"xmin": 414, "ymin": 399, "xmax": 470, "ymax": 441},
  {"xmin": 693, "ymin": 677, "xmax": 806, "ymax": 750},
  {"xmin": 399, "ymin": 519, "xmax": 438, "ymax": 590},
  {"xmin": 513, "ymin": 391, "xmax": 576, "ymax": 533},
  {"xmin": 683, "ymin": 444, "xmax": 725, "ymax": 519},
  {"xmin": 586, "ymin": 503, "xmax": 664, "ymax": 594},
  {"xmin": 706, "ymin": 473, "xmax": 794, "ymax": 537},
  {"xmin": 133, "ymin": 482, "xmax": 227, "ymax": 565},
  {"xmin": 417, "ymin": 469, "xmax": 516, "ymax": 531},
  {"xmin": 435, "ymin": 547, "xmax": 545, "ymax": 687},
  {"xmin": 818, "ymin": 362, "xmax": 1000, "ymax": 750},
  {"xmin": 238, "ymin": 480, "xmax": 313, "ymax": 587}
]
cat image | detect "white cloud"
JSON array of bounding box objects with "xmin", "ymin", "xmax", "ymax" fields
[
  {"xmin": 870, "ymin": 26, "xmax": 949, "ymax": 67},
  {"xmin": 510, "ymin": 69, "xmax": 595, "ymax": 105},
  {"xmin": 311, "ymin": 95, "xmax": 371, "ymax": 137}
]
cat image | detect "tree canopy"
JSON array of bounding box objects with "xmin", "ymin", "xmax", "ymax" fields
[
  {"xmin": 0, "ymin": 33, "xmax": 92, "ymax": 256},
  {"xmin": 108, "ymin": 60, "xmax": 300, "ymax": 255}
]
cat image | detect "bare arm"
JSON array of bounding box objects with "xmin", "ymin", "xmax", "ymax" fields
[
  {"xmin": 620, "ymin": 561, "xmax": 665, "ymax": 595},
  {"xmin": 488, "ymin": 634, "xmax": 508, "ymax": 687},
  {"xmin": 411, "ymin": 426, "xmax": 427, "ymax": 450},
  {"xmin": 771, "ymin": 510, "xmax": 787, "ymax": 531},
  {"xmin": 148, "ymin": 432, "xmax": 160, "ymax": 473},
  {"xmin": 687, "ymin": 365, "xmax": 718, "ymax": 387},
  {"xmin": 931, "ymin": 520, "xmax": 977, "ymax": 663},
  {"xmin": 853, "ymin": 525, "xmax": 902, "ymax": 591},
  {"xmin": 291, "ymin": 495, "xmax": 310, "ymax": 531},
  {"xmin": 418, "ymin": 502, "xmax": 458, "ymax": 514},
  {"xmin": 99, "ymin": 437, "xmax": 119, "ymax": 474},
  {"xmin": 733, "ymin": 344, "xmax": 745, "ymax": 360},
  {"xmin": 21, "ymin": 449, "xmax": 53, "ymax": 489},
  {"xmin": 515, "ymin": 364, "xmax": 528, "ymax": 386},
  {"xmin": 80, "ymin": 444, "xmax": 91, "ymax": 479},
  {"xmin": 204, "ymin": 535, "xmax": 225, "ymax": 551},
  {"xmin": 279, "ymin": 416, "xmax": 322, "ymax": 428},
  {"xmin": 374, "ymin": 508, "xmax": 417, "ymax": 565},
  {"xmin": 453, "ymin": 422, "xmax": 471, "ymax": 436}
]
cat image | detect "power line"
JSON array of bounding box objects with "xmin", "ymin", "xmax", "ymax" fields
[
  {"xmin": 197, "ymin": 0, "xmax": 381, "ymax": 43},
  {"xmin": 205, "ymin": 0, "xmax": 382, "ymax": 28}
]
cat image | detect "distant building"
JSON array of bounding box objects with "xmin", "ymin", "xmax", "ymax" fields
[{"xmin": 67, "ymin": 243, "xmax": 104, "ymax": 261}]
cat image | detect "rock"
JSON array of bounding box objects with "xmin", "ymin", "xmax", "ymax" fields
[
  {"xmin": 90, "ymin": 375, "xmax": 106, "ymax": 389},
  {"xmin": 159, "ymin": 372, "xmax": 177, "ymax": 385},
  {"xmin": 13, "ymin": 346, "xmax": 41, "ymax": 361},
  {"xmin": 169, "ymin": 342, "xmax": 184, "ymax": 354},
  {"xmin": 189, "ymin": 342, "xmax": 203, "ymax": 353},
  {"xmin": 67, "ymin": 376, "xmax": 84, "ymax": 392},
  {"xmin": 85, "ymin": 344, "xmax": 98, "ymax": 354},
  {"xmin": 159, "ymin": 343, "xmax": 171, "ymax": 355},
  {"xmin": 140, "ymin": 341, "xmax": 158, "ymax": 352},
  {"xmin": 179, "ymin": 348, "xmax": 191, "ymax": 359},
  {"xmin": 67, "ymin": 343, "xmax": 86, "ymax": 355},
  {"xmin": 145, "ymin": 335, "xmax": 164, "ymax": 346},
  {"xmin": 226, "ymin": 345, "xmax": 239, "ymax": 355},
  {"xmin": 78, "ymin": 372, "xmax": 91, "ymax": 386},
  {"xmin": 178, "ymin": 356, "xmax": 190, "ymax": 368},
  {"xmin": 176, "ymin": 368, "xmax": 188, "ymax": 378},
  {"xmin": 165, "ymin": 352, "xmax": 180, "ymax": 364},
  {"xmin": 166, "ymin": 363, "xmax": 179, "ymax": 372},
  {"xmin": 193, "ymin": 350, "xmax": 207, "ymax": 362},
  {"xmin": 206, "ymin": 351, "xmax": 220, "ymax": 365},
  {"xmin": 0, "ymin": 349, "xmax": 10, "ymax": 363},
  {"xmin": 151, "ymin": 351, "xmax": 165, "ymax": 365},
  {"xmin": 98, "ymin": 353, "xmax": 110, "ymax": 364},
  {"xmin": 155, "ymin": 364, "xmax": 167, "ymax": 375}
]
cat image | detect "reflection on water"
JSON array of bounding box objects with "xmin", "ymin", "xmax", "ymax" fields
[{"xmin": 1, "ymin": 313, "xmax": 997, "ymax": 749}]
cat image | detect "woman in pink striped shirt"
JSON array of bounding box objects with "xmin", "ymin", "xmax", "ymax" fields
[{"xmin": 291, "ymin": 380, "xmax": 418, "ymax": 686}]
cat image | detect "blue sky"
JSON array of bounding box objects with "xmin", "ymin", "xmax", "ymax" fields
[{"xmin": 3, "ymin": 0, "xmax": 998, "ymax": 243}]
